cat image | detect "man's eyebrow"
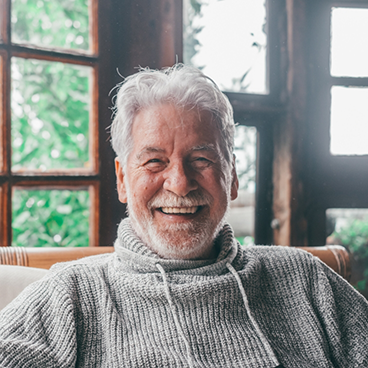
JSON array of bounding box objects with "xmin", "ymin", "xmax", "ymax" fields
[
  {"xmin": 190, "ymin": 144, "xmax": 217, "ymax": 153},
  {"xmin": 136, "ymin": 147, "xmax": 165, "ymax": 160}
]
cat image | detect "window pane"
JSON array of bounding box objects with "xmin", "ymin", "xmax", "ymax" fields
[
  {"xmin": 330, "ymin": 86, "xmax": 368, "ymax": 156},
  {"xmin": 11, "ymin": 57, "xmax": 91, "ymax": 171},
  {"xmin": 11, "ymin": 0, "xmax": 90, "ymax": 51},
  {"xmin": 183, "ymin": 0, "xmax": 267, "ymax": 94},
  {"xmin": 12, "ymin": 188, "xmax": 90, "ymax": 247},
  {"xmin": 227, "ymin": 125, "xmax": 256, "ymax": 245},
  {"xmin": 326, "ymin": 208, "xmax": 368, "ymax": 298},
  {"xmin": 331, "ymin": 8, "xmax": 368, "ymax": 77}
]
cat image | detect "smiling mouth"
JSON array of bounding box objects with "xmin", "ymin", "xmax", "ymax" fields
[{"xmin": 159, "ymin": 206, "xmax": 201, "ymax": 215}]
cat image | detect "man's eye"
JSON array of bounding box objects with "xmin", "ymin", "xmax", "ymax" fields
[
  {"xmin": 144, "ymin": 159, "xmax": 165, "ymax": 171},
  {"xmin": 192, "ymin": 157, "xmax": 212, "ymax": 168}
]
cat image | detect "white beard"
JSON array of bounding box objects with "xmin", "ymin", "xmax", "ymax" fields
[{"xmin": 126, "ymin": 188, "xmax": 230, "ymax": 259}]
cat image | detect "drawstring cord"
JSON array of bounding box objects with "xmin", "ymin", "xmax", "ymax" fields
[
  {"xmin": 226, "ymin": 262, "xmax": 280, "ymax": 364},
  {"xmin": 156, "ymin": 263, "xmax": 195, "ymax": 368},
  {"xmin": 156, "ymin": 261, "xmax": 278, "ymax": 367}
]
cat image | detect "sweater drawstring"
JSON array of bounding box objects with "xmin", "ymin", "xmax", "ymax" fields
[
  {"xmin": 156, "ymin": 263, "xmax": 196, "ymax": 368},
  {"xmin": 226, "ymin": 262, "xmax": 280, "ymax": 366}
]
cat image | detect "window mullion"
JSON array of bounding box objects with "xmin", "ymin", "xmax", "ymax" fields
[
  {"xmin": 0, "ymin": 44, "xmax": 12, "ymax": 245},
  {"xmin": 0, "ymin": 0, "xmax": 10, "ymax": 44}
]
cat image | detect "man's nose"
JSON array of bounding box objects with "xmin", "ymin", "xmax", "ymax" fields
[{"xmin": 162, "ymin": 162, "xmax": 198, "ymax": 197}]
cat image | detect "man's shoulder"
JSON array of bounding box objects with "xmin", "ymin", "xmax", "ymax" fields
[
  {"xmin": 1, "ymin": 252, "xmax": 118, "ymax": 317},
  {"xmin": 12, "ymin": 252, "xmax": 118, "ymax": 305},
  {"xmin": 239, "ymin": 245, "xmax": 318, "ymax": 271},
  {"xmin": 46, "ymin": 252, "xmax": 116, "ymax": 284},
  {"xmin": 242, "ymin": 244, "xmax": 312, "ymax": 258},
  {"xmin": 235, "ymin": 245, "xmax": 325, "ymax": 290}
]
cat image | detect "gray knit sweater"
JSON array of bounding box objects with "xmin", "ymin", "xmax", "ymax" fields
[{"xmin": 1, "ymin": 219, "xmax": 368, "ymax": 368}]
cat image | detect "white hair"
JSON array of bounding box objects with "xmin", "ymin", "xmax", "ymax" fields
[{"xmin": 110, "ymin": 63, "xmax": 235, "ymax": 170}]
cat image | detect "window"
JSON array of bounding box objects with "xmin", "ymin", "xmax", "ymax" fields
[
  {"xmin": 306, "ymin": 1, "xmax": 368, "ymax": 258},
  {"xmin": 0, "ymin": 0, "xmax": 101, "ymax": 246},
  {"xmin": 0, "ymin": 0, "xmax": 284, "ymax": 248},
  {"xmin": 183, "ymin": 0, "xmax": 268, "ymax": 94},
  {"xmin": 229, "ymin": 125, "xmax": 257, "ymax": 245},
  {"xmin": 330, "ymin": 7, "xmax": 368, "ymax": 156},
  {"xmin": 183, "ymin": 0, "xmax": 278, "ymax": 245},
  {"xmin": 330, "ymin": 86, "xmax": 368, "ymax": 155}
]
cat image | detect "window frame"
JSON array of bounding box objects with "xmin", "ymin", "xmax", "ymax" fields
[
  {"xmin": 0, "ymin": 0, "xmax": 290, "ymax": 247},
  {"xmin": 306, "ymin": 0, "xmax": 368, "ymax": 244},
  {"xmin": 181, "ymin": 0, "xmax": 285, "ymax": 245},
  {"xmin": 0, "ymin": 0, "xmax": 119, "ymax": 246}
]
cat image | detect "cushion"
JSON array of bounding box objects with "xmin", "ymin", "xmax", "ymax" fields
[{"xmin": 0, "ymin": 265, "xmax": 48, "ymax": 311}]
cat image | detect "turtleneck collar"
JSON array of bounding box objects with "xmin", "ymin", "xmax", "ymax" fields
[
  {"xmin": 113, "ymin": 218, "xmax": 239, "ymax": 275},
  {"xmin": 113, "ymin": 218, "xmax": 280, "ymax": 367}
]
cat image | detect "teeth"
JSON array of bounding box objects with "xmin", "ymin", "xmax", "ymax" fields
[{"xmin": 161, "ymin": 206, "xmax": 199, "ymax": 214}]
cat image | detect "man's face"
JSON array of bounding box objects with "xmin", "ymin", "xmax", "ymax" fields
[{"xmin": 115, "ymin": 104, "xmax": 238, "ymax": 260}]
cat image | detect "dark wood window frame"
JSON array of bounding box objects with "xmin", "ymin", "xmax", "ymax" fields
[
  {"xmin": 178, "ymin": 0, "xmax": 287, "ymax": 245},
  {"xmin": 306, "ymin": 0, "xmax": 368, "ymax": 245},
  {"xmin": 223, "ymin": 0, "xmax": 286, "ymax": 245},
  {"xmin": 0, "ymin": 0, "xmax": 122, "ymax": 246}
]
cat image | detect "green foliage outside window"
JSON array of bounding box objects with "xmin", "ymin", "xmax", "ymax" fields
[
  {"xmin": 330, "ymin": 217, "xmax": 368, "ymax": 298},
  {"xmin": 12, "ymin": 190, "xmax": 90, "ymax": 247},
  {"xmin": 11, "ymin": 58, "xmax": 90, "ymax": 171},
  {"xmin": 10, "ymin": 0, "xmax": 91, "ymax": 247},
  {"xmin": 234, "ymin": 126, "xmax": 256, "ymax": 192},
  {"xmin": 11, "ymin": 0, "xmax": 89, "ymax": 51}
]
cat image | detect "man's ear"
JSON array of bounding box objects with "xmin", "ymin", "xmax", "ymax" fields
[
  {"xmin": 115, "ymin": 158, "xmax": 128, "ymax": 203},
  {"xmin": 230, "ymin": 154, "xmax": 239, "ymax": 201}
]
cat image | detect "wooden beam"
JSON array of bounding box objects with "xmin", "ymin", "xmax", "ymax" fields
[
  {"xmin": 272, "ymin": 0, "xmax": 308, "ymax": 246},
  {"xmin": 113, "ymin": 0, "xmax": 183, "ymax": 74}
]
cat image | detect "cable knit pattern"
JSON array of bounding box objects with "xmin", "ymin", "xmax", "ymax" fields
[{"xmin": 1, "ymin": 218, "xmax": 368, "ymax": 367}]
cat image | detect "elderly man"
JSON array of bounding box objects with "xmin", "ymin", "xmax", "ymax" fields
[{"xmin": 0, "ymin": 64, "xmax": 368, "ymax": 368}]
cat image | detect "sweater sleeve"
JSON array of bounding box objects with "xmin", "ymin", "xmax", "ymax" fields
[
  {"xmin": 311, "ymin": 258, "xmax": 368, "ymax": 368},
  {"xmin": 0, "ymin": 276, "xmax": 77, "ymax": 368}
]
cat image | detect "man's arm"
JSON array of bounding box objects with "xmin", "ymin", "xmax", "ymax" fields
[
  {"xmin": 0, "ymin": 276, "xmax": 77, "ymax": 368},
  {"xmin": 312, "ymin": 258, "xmax": 368, "ymax": 367}
]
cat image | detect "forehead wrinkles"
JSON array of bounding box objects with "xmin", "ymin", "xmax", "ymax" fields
[{"xmin": 130, "ymin": 104, "xmax": 229, "ymax": 165}]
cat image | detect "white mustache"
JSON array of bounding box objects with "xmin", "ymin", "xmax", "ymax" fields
[{"xmin": 148, "ymin": 191, "xmax": 212, "ymax": 209}]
